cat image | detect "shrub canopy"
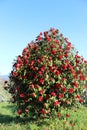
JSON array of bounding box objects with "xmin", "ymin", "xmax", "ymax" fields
[{"xmin": 9, "ymin": 28, "xmax": 87, "ymax": 118}]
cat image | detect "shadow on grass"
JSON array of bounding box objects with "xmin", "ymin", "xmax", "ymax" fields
[
  {"xmin": 0, "ymin": 114, "xmax": 15, "ymax": 124},
  {"xmin": 0, "ymin": 113, "xmax": 50, "ymax": 127},
  {"xmin": 0, "ymin": 114, "xmax": 30, "ymax": 124},
  {"xmin": 0, "ymin": 102, "xmax": 51, "ymax": 127}
]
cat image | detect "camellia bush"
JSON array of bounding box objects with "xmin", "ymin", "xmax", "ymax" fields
[{"xmin": 8, "ymin": 28, "xmax": 87, "ymax": 119}]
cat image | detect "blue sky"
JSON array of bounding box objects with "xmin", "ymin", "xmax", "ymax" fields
[{"xmin": 0, "ymin": 0, "xmax": 87, "ymax": 75}]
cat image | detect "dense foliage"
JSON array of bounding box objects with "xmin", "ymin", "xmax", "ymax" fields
[{"xmin": 8, "ymin": 28, "xmax": 87, "ymax": 118}]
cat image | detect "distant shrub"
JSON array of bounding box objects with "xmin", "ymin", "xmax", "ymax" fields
[{"xmin": 8, "ymin": 28, "xmax": 87, "ymax": 119}]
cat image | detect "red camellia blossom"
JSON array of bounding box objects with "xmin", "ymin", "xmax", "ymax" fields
[
  {"xmin": 40, "ymin": 65, "xmax": 45, "ymax": 72},
  {"xmin": 69, "ymin": 88, "xmax": 74, "ymax": 94},
  {"xmin": 57, "ymin": 113, "xmax": 61, "ymax": 118},
  {"xmin": 73, "ymin": 81, "xmax": 78, "ymax": 88},
  {"xmin": 31, "ymin": 93, "xmax": 36, "ymax": 97},
  {"xmin": 39, "ymin": 78, "xmax": 44, "ymax": 85},
  {"xmin": 38, "ymin": 36, "xmax": 42, "ymax": 41},
  {"xmin": 47, "ymin": 37, "xmax": 51, "ymax": 42},
  {"xmin": 51, "ymin": 50, "xmax": 56, "ymax": 55},
  {"xmin": 38, "ymin": 70, "xmax": 43, "ymax": 75},
  {"xmin": 55, "ymin": 70, "xmax": 60, "ymax": 76},
  {"xmin": 79, "ymin": 98, "xmax": 83, "ymax": 103},
  {"xmin": 39, "ymin": 90, "xmax": 44, "ymax": 95},
  {"xmin": 12, "ymin": 71, "xmax": 18, "ymax": 77},
  {"xmin": 76, "ymin": 94, "xmax": 81, "ymax": 100},
  {"xmin": 62, "ymin": 64, "xmax": 67, "ymax": 70},
  {"xmin": 54, "ymin": 100, "xmax": 60, "ymax": 106},
  {"xmin": 25, "ymin": 108, "xmax": 29, "ymax": 113},
  {"xmin": 20, "ymin": 93, "xmax": 25, "ymax": 98},
  {"xmin": 59, "ymin": 93, "xmax": 64, "ymax": 99},
  {"xmin": 39, "ymin": 96, "xmax": 43, "ymax": 102},
  {"xmin": 51, "ymin": 92, "xmax": 56, "ymax": 97},
  {"xmin": 80, "ymin": 75, "xmax": 85, "ymax": 81},
  {"xmin": 66, "ymin": 113, "xmax": 70, "ymax": 117},
  {"xmin": 62, "ymin": 87, "xmax": 67, "ymax": 93},
  {"xmin": 13, "ymin": 63, "xmax": 21, "ymax": 70},
  {"xmin": 41, "ymin": 108, "xmax": 46, "ymax": 115},
  {"xmin": 55, "ymin": 83, "xmax": 62, "ymax": 89},
  {"xmin": 58, "ymin": 54, "xmax": 63, "ymax": 59},
  {"xmin": 17, "ymin": 56, "xmax": 23, "ymax": 65},
  {"xmin": 17, "ymin": 109, "xmax": 22, "ymax": 115}
]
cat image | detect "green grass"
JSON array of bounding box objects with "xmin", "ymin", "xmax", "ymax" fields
[{"xmin": 0, "ymin": 102, "xmax": 87, "ymax": 130}]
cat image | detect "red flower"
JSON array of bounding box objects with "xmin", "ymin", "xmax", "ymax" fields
[
  {"xmin": 59, "ymin": 93, "xmax": 64, "ymax": 99},
  {"xmin": 62, "ymin": 87, "xmax": 67, "ymax": 93},
  {"xmin": 20, "ymin": 93, "xmax": 25, "ymax": 98},
  {"xmin": 47, "ymin": 37, "xmax": 51, "ymax": 42},
  {"xmin": 76, "ymin": 94, "xmax": 81, "ymax": 100},
  {"xmin": 14, "ymin": 63, "xmax": 21, "ymax": 70},
  {"xmin": 62, "ymin": 78, "xmax": 67, "ymax": 82},
  {"xmin": 13, "ymin": 71, "xmax": 18, "ymax": 77},
  {"xmin": 40, "ymin": 32, "xmax": 43, "ymax": 35},
  {"xmin": 39, "ymin": 78, "xmax": 44, "ymax": 85},
  {"xmin": 58, "ymin": 54, "xmax": 63, "ymax": 59},
  {"xmin": 79, "ymin": 98, "xmax": 83, "ymax": 103},
  {"xmin": 73, "ymin": 81, "xmax": 78, "ymax": 88},
  {"xmin": 57, "ymin": 113, "xmax": 61, "ymax": 118},
  {"xmin": 55, "ymin": 70, "xmax": 60, "ymax": 76},
  {"xmin": 80, "ymin": 75, "xmax": 85, "ymax": 81},
  {"xmin": 17, "ymin": 109, "xmax": 22, "ymax": 115},
  {"xmin": 31, "ymin": 93, "xmax": 36, "ymax": 97},
  {"xmin": 44, "ymin": 31, "xmax": 48, "ymax": 37},
  {"xmin": 22, "ymin": 47, "xmax": 29, "ymax": 55},
  {"xmin": 30, "ymin": 60, "xmax": 35, "ymax": 66},
  {"xmin": 39, "ymin": 96, "xmax": 43, "ymax": 102},
  {"xmin": 29, "ymin": 84, "xmax": 35, "ymax": 89},
  {"xmin": 39, "ymin": 90, "xmax": 44, "ymax": 95},
  {"xmin": 64, "ymin": 52, "xmax": 69, "ymax": 57},
  {"xmin": 49, "ymin": 66, "xmax": 54, "ymax": 73},
  {"xmin": 41, "ymin": 108, "xmax": 46, "ymax": 115},
  {"xmin": 34, "ymin": 84, "xmax": 39, "ymax": 89},
  {"xmin": 17, "ymin": 56, "xmax": 23, "ymax": 64},
  {"xmin": 64, "ymin": 37, "xmax": 68, "ymax": 41},
  {"xmin": 69, "ymin": 88, "xmax": 74, "ymax": 94},
  {"xmin": 38, "ymin": 36, "xmax": 42, "ymax": 41},
  {"xmin": 62, "ymin": 64, "xmax": 67, "ymax": 70},
  {"xmin": 38, "ymin": 70, "xmax": 43, "ymax": 75},
  {"xmin": 66, "ymin": 113, "xmax": 70, "ymax": 117},
  {"xmin": 37, "ymin": 59, "xmax": 41, "ymax": 64},
  {"xmin": 25, "ymin": 108, "xmax": 29, "ymax": 113},
  {"xmin": 55, "ymin": 83, "xmax": 62, "ymax": 89},
  {"xmin": 40, "ymin": 65, "xmax": 45, "ymax": 72},
  {"xmin": 49, "ymin": 57, "xmax": 52, "ymax": 61},
  {"xmin": 54, "ymin": 100, "xmax": 60, "ymax": 106},
  {"xmin": 51, "ymin": 50, "xmax": 56, "ymax": 55},
  {"xmin": 51, "ymin": 92, "xmax": 56, "ymax": 97},
  {"xmin": 55, "ymin": 39, "xmax": 60, "ymax": 44},
  {"xmin": 76, "ymin": 95, "xmax": 83, "ymax": 103}
]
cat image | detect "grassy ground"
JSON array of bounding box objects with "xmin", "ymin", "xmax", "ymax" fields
[{"xmin": 0, "ymin": 102, "xmax": 87, "ymax": 130}]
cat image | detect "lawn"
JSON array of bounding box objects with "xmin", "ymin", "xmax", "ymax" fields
[{"xmin": 0, "ymin": 102, "xmax": 87, "ymax": 130}]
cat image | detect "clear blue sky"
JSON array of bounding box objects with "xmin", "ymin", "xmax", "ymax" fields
[{"xmin": 0, "ymin": 0, "xmax": 87, "ymax": 75}]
